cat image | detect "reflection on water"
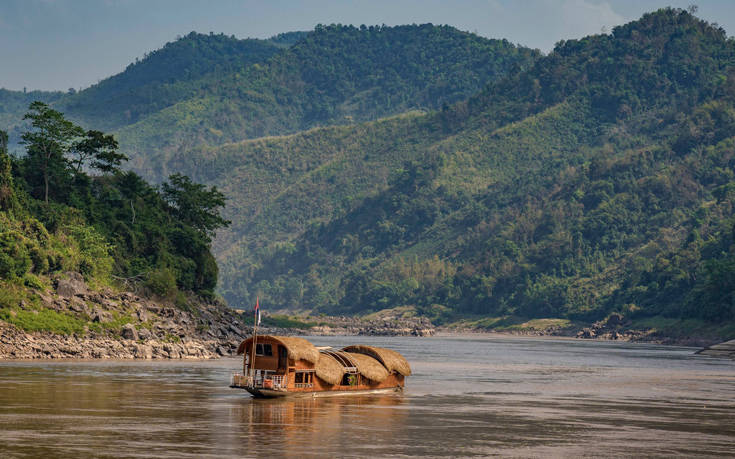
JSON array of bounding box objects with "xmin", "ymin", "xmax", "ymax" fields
[
  {"xmin": 227, "ymin": 395, "xmax": 407, "ymax": 457},
  {"xmin": 0, "ymin": 335, "xmax": 733, "ymax": 458}
]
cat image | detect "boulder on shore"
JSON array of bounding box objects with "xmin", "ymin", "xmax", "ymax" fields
[
  {"xmin": 121, "ymin": 324, "xmax": 138, "ymax": 341},
  {"xmin": 55, "ymin": 272, "xmax": 87, "ymax": 298}
]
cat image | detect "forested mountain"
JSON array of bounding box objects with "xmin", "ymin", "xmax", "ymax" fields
[
  {"xmin": 1, "ymin": 25, "xmax": 537, "ymax": 181},
  {"xmin": 0, "ymin": 32, "xmax": 288, "ymax": 153},
  {"xmin": 3, "ymin": 9, "xmax": 735, "ymax": 338},
  {"xmin": 193, "ymin": 9, "xmax": 735, "ymax": 333},
  {"xmin": 0, "ymin": 33, "xmax": 284, "ymax": 153},
  {"xmin": 56, "ymin": 32, "xmax": 287, "ymax": 130},
  {"xmin": 114, "ymin": 24, "xmax": 537, "ymax": 180}
]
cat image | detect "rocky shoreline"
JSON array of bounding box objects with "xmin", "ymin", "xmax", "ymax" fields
[
  {"xmin": 441, "ymin": 313, "xmax": 731, "ymax": 348},
  {"xmin": 302, "ymin": 315, "xmax": 435, "ymax": 337},
  {"xmin": 0, "ymin": 323, "xmax": 230, "ymax": 359},
  {"xmin": 0, "ymin": 318, "xmax": 435, "ymax": 361},
  {"xmin": 0, "ymin": 273, "xmax": 437, "ymax": 360},
  {"xmin": 0, "ymin": 317, "xmax": 435, "ymax": 360},
  {"xmin": 0, "ymin": 273, "xmax": 250, "ymax": 360},
  {"xmin": 1, "ymin": 274, "xmax": 729, "ymax": 359}
]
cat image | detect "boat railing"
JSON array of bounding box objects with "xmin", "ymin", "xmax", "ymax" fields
[
  {"xmin": 230, "ymin": 373, "xmax": 248, "ymax": 387},
  {"xmin": 271, "ymin": 374, "xmax": 287, "ymax": 389},
  {"xmin": 231, "ymin": 372, "xmax": 287, "ymax": 390}
]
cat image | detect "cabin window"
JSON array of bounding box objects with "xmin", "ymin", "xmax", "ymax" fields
[
  {"xmin": 294, "ymin": 372, "xmax": 313, "ymax": 383},
  {"xmin": 294, "ymin": 371, "xmax": 313, "ymax": 387},
  {"xmin": 255, "ymin": 343, "xmax": 273, "ymax": 356}
]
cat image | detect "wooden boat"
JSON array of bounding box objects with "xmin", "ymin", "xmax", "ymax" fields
[{"xmin": 230, "ymin": 335, "xmax": 411, "ymax": 398}]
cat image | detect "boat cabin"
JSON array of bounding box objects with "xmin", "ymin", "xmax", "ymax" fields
[{"xmin": 231, "ymin": 335, "xmax": 411, "ymax": 397}]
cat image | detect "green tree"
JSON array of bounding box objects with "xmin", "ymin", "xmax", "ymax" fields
[
  {"xmin": 160, "ymin": 173, "xmax": 231, "ymax": 239},
  {"xmin": 20, "ymin": 101, "xmax": 84, "ymax": 203},
  {"xmin": 70, "ymin": 130, "xmax": 127, "ymax": 174},
  {"xmin": 0, "ymin": 130, "xmax": 18, "ymax": 212}
]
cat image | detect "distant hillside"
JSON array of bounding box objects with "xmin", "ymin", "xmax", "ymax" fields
[
  {"xmin": 114, "ymin": 24, "xmax": 538, "ymax": 180},
  {"xmin": 1, "ymin": 25, "xmax": 537, "ymax": 182},
  {"xmin": 197, "ymin": 9, "xmax": 735, "ymax": 338},
  {"xmin": 267, "ymin": 31, "xmax": 310, "ymax": 48},
  {"xmin": 57, "ymin": 32, "xmax": 286, "ymax": 130},
  {"xmin": 0, "ymin": 32, "xmax": 288, "ymax": 152}
]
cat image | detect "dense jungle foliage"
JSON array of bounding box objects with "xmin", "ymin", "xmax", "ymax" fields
[
  {"xmin": 202, "ymin": 9, "xmax": 735, "ymax": 329},
  {"xmin": 0, "ymin": 103, "xmax": 228, "ymax": 299}
]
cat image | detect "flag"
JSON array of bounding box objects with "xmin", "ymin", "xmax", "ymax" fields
[{"xmin": 254, "ymin": 297, "xmax": 261, "ymax": 326}]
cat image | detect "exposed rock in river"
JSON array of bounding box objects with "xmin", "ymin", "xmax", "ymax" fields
[
  {"xmin": 696, "ymin": 339, "xmax": 735, "ymax": 359},
  {"xmin": 575, "ymin": 313, "xmax": 656, "ymax": 342}
]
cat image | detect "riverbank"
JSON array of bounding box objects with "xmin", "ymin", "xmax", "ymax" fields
[
  {"xmin": 2, "ymin": 318, "xmax": 732, "ymax": 359},
  {"xmin": 275, "ymin": 314, "xmax": 435, "ymax": 337},
  {"xmin": 2, "ymin": 273, "xmax": 732, "ymax": 359},
  {"xmin": 0, "ymin": 272, "xmax": 249, "ymax": 360},
  {"xmin": 441, "ymin": 313, "xmax": 735, "ymax": 349},
  {"xmin": 0, "ymin": 272, "xmax": 439, "ymax": 360}
]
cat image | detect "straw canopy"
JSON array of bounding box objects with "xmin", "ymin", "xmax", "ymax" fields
[
  {"xmin": 314, "ymin": 351, "xmax": 390, "ymax": 384},
  {"xmin": 341, "ymin": 345, "xmax": 412, "ymax": 376},
  {"xmin": 344, "ymin": 352, "xmax": 389, "ymax": 383},
  {"xmin": 314, "ymin": 353, "xmax": 345, "ymax": 385},
  {"xmin": 236, "ymin": 335, "xmax": 320, "ymax": 364}
]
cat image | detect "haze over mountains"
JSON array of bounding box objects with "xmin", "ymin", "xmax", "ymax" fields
[{"xmin": 3, "ymin": 8, "xmax": 735, "ymax": 336}]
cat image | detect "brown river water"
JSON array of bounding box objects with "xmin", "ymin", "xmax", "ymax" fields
[{"xmin": 0, "ymin": 334, "xmax": 733, "ymax": 458}]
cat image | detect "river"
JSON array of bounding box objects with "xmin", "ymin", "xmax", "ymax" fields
[{"xmin": 0, "ymin": 334, "xmax": 733, "ymax": 458}]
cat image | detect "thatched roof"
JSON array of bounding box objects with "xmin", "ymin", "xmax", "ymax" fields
[
  {"xmin": 236, "ymin": 335, "xmax": 320, "ymax": 364},
  {"xmin": 314, "ymin": 350, "xmax": 391, "ymax": 384},
  {"xmin": 341, "ymin": 345, "xmax": 411, "ymax": 376},
  {"xmin": 344, "ymin": 352, "xmax": 389, "ymax": 383},
  {"xmin": 314, "ymin": 353, "xmax": 344, "ymax": 385}
]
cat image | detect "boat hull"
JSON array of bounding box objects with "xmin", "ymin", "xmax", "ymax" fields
[{"xmin": 231, "ymin": 385, "xmax": 404, "ymax": 398}]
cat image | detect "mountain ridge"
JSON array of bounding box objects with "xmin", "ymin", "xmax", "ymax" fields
[
  {"xmin": 202, "ymin": 9, "xmax": 735, "ymax": 343},
  {"xmin": 2, "ymin": 9, "xmax": 735, "ymax": 343},
  {"xmin": 1, "ymin": 24, "xmax": 538, "ymax": 182}
]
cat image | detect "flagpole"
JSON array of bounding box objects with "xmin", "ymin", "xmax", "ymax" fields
[{"xmin": 249, "ymin": 296, "xmax": 259, "ymax": 386}]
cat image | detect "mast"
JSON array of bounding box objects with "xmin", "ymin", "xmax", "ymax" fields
[{"xmin": 249, "ymin": 297, "xmax": 259, "ymax": 384}]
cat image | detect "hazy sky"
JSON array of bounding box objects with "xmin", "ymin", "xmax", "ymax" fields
[{"xmin": 1, "ymin": 0, "xmax": 734, "ymax": 91}]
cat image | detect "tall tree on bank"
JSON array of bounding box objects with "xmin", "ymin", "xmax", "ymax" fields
[
  {"xmin": 70, "ymin": 129, "xmax": 127, "ymax": 174},
  {"xmin": 20, "ymin": 102, "xmax": 129, "ymax": 203},
  {"xmin": 161, "ymin": 173, "xmax": 231, "ymax": 240},
  {"xmin": 21, "ymin": 101, "xmax": 83, "ymax": 203},
  {"xmin": 0, "ymin": 130, "xmax": 18, "ymax": 212}
]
